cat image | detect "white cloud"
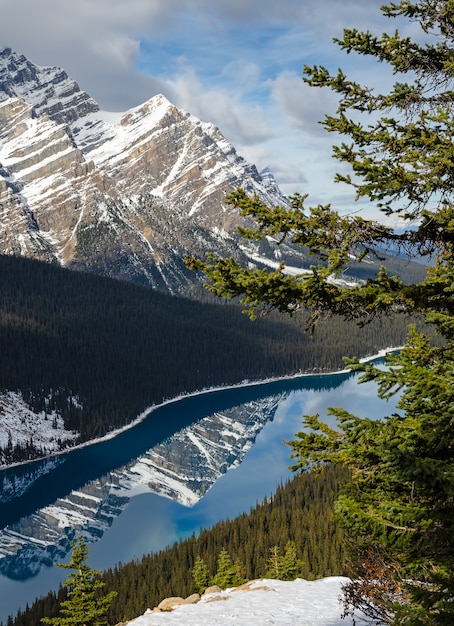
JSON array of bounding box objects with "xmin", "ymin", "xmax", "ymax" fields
[
  {"xmin": 0, "ymin": 0, "xmax": 392, "ymax": 108},
  {"xmin": 269, "ymin": 71, "xmax": 335, "ymax": 135},
  {"xmin": 155, "ymin": 65, "xmax": 274, "ymax": 146}
]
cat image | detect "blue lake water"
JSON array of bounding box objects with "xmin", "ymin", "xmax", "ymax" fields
[{"xmin": 0, "ymin": 365, "xmax": 397, "ymax": 623}]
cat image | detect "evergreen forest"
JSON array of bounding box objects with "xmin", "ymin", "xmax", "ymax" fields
[{"xmin": 0, "ymin": 254, "xmax": 426, "ymax": 464}]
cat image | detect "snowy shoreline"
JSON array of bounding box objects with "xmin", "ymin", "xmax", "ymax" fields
[{"xmin": 0, "ymin": 347, "xmax": 399, "ymax": 472}]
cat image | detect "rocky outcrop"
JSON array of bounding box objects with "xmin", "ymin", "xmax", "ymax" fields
[
  {"xmin": 0, "ymin": 97, "xmax": 93, "ymax": 259},
  {"xmin": 156, "ymin": 593, "xmax": 201, "ymax": 612},
  {"xmin": 149, "ymin": 581, "xmax": 274, "ymax": 614}
]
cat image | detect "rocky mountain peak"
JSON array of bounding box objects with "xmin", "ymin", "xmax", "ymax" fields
[
  {"xmin": 0, "ymin": 46, "xmax": 292, "ymax": 293},
  {"xmin": 0, "ymin": 46, "xmax": 99, "ymax": 124}
]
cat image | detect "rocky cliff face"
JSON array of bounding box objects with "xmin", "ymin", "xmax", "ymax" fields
[
  {"xmin": 0, "ymin": 47, "xmax": 99, "ymax": 124},
  {"xmin": 0, "ymin": 47, "xmax": 288, "ymax": 293}
]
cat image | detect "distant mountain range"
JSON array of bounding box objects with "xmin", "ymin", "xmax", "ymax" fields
[{"xmin": 0, "ymin": 46, "xmax": 426, "ymax": 292}]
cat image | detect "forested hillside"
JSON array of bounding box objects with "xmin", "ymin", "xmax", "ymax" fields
[
  {"xmin": 5, "ymin": 465, "xmax": 348, "ymax": 626},
  {"xmin": 0, "ymin": 254, "xmax": 429, "ymax": 463}
]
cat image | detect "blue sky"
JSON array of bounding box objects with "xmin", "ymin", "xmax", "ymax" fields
[{"xmin": 0, "ymin": 0, "xmax": 407, "ymax": 221}]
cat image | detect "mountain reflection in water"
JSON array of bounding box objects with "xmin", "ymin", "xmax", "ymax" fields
[{"xmin": 0, "ymin": 394, "xmax": 283, "ymax": 580}]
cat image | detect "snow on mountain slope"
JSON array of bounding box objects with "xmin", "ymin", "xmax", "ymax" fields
[
  {"xmin": 72, "ymin": 96, "xmax": 171, "ymax": 163},
  {"xmin": 0, "ymin": 391, "xmax": 78, "ymax": 464},
  {"xmin": 72, "ymin": 92, "xmax": 284, "ymax": 229},
  {"xmin": 0, "ymin": 47, "xmax": 290, "ymax": 293}
]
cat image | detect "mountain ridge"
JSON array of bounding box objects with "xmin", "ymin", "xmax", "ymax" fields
[
  {"xmin": 0, "ymin": 46, "xmax": 99, "ymax": 123},
  {"xmin": 0, "ymin": 46, "xmax": 289, "ymax": 292}
]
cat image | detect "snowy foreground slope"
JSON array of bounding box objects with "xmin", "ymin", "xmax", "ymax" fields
[{"xmin": 128, "ymin": 577, "xmax": 375, "ymax": 626}]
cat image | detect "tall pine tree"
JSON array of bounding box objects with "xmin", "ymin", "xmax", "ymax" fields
[
  {"xmin": 187, "ymin": 2, "xmax": 454, "ymax": 623},
  {"xmin": 41, "ymin": 536, "xmax": 117, "ymax": 626}
]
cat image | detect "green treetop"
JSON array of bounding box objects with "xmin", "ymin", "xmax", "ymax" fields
[
  {"xmin": 41, "ymin": 535, "xmax": 117, "ymax": 626},
  {"xmin": 211, "ymin": 549, "xmax": 246, "ymax": 589},
  {"xmin": 192, "ymin": 555, "xmax": 210, "ymax": 594},
  {"xmin": 265, "ymin": 541, "xmax": 304, "ymax": 581},
  {"xmin": 186, "ymin": 2, "xmax": 454, "ymax": 624}
]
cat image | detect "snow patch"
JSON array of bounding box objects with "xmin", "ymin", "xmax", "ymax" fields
[
  {"xmin": 0, "ymin": 391, "xmax": 79, "ymax": 467},
  {"xmin": 128, "ymin": 577, "xmax": 375, "ymax": 625}
]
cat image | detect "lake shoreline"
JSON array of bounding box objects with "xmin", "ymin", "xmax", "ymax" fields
[{"xmin": 0, "ymin": 347, "xmax": 399, "ymax": 472}]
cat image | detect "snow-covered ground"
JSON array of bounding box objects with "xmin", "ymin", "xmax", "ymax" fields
[
  {"xmin": 129, "ymin": 577, "xmax": 375, "ymax": 625},
  {"xmin": 0, "ymin": 391, "xmax": 78, "ymax": 458}
]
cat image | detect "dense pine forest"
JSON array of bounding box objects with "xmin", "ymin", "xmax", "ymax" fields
[
  {"xmin": 0, "ymin": 254, "xmax": 429, "ymax": 464},
  {"xmin": 4, "ymin": 465, "xmax": 348, "ymax": 626}
]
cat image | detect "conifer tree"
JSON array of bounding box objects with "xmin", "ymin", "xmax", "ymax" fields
[
  {"xmin": 41, "ymin": 535, "xmax": 117, "ymax": 626},
  {"xmin": 211, "ymin": 549, "xmax": 246, "ymax": 589},
  {"xmin": 279, "ymin": 541, "xmax": 304, "ymax": 581},
  {"xmin": 186, "ymin": 2, "xmax": 454, "ymax": 623},
  {"xmin": 265, "ymin": 545, "xmax": 282, "ymax": 580},
  {"xmin": 265, "ymin": 541, "xmax": 304, "ymax": 581},
  {"xmin": 192, "ymin": 555, "xmax": 210, "ymax": 594}
]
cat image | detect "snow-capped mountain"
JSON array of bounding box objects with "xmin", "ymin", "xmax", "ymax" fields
[
  {"xmin": 0, "ymin": 47, "xmax": 288, "ymax": 292},
  {"xmin": 0, "ymin": 46, "xmax": 428, "ymax": 293},
  {"xmin": 0, "ymin": 47, "xmax": 99, "ymax": 124},
  {"xmin": 0, "ymin": 394, "xmax": 282, "ymax": 579}
]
